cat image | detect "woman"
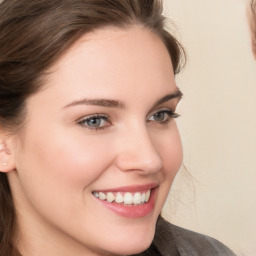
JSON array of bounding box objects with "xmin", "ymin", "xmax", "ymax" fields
[{"xmin": 0, "ymin": 0, "xmax": 236, "ymax": 255}]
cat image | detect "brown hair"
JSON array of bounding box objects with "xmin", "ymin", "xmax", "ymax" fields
[
  {"xmin": 0, "ymin": 0, "xmax": 185, "ymax": 255},
  {"xmin": 249, "ymin": 0, "xmax": 256, "ymax": 57}
]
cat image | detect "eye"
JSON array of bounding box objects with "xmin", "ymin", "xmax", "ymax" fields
[
  {"xmin": 78, "ymin": 114, "xmax": 111, "ymax": 130},
  {"xmin": 148, "ymin": 110, "xmax": 180, "ymax": 123}
]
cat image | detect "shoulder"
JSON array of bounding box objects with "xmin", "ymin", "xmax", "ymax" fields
[{"xmin": 153, "ymin": 216, "xmax": 237, "ymax": 256}]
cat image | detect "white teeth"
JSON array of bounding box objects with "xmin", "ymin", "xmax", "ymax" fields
[
  {"xmin": 99, "ymin": 192, "xmax": 106, "ymax": 200},
  {"xmin": 115, "ymin": 192, "xmax": 124, "ymax": 203},
  {"xmin": 93, "ymin": 189, "xmax": 152, "ymax": 205},
  {"xmin": 123, "ymin": 192, "xmax": 133, "ymax": 205},
  {"xmin": 145, "ymin": 190, "xmax": 151, "ymax": 202},
  {"xmin": 106, "ymin": 192, "xmax": 115, "ymax": 203},
  {"xmin": 93, "ymin": 192, "xmax": 99, "ymax": 198},
  {"xmin": 133, "ymin": 192, "xmax": 142, "ymax": 205},
  {"xmin": 141, "ymin": 192, "xmax": 146, "ymax": 203}
]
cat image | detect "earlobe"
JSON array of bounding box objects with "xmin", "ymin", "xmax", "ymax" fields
[{"xmin": 0, "ymin": 141, "xmax": 16, "ymax": 173}]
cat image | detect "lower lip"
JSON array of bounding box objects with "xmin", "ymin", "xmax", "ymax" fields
[{"xmin": 94, "ymin": 188, "xmax": 158, "ymax": 218}]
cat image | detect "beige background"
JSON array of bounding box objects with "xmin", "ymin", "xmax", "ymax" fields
[{"xmin": 162, "ymin": 0, "xmax": 256, "ymax": 256}]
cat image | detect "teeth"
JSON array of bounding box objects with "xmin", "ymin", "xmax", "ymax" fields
[
  {"xmin": 99, "ymin": 192, "xmax": 106, "ymax": 200},
  {"xmin": 115, "ymin": 192, "xmax": 124, "ymax": 203},
  {"xmin": 93, "ymin": 189, "xmax": 151, "ymax": 205},
  {"xmin": 141, "ymin": 192, "xmax": 146, "ymax": 203},
  {"xmin": 133, "ymin": 192, "xmax": 142, "ymax": 205},
  {"xmin": 123, "ymin": 192, "xmax": 133, "ymax": 205},
  {"xmin": 93, "ymin": 192, "xmax": 99, "ymax": 198},
  {"xmin": 145, "ymin": 190, "xmax": 150, "ymax": 202},
  {"xmin": 106, "ymin": 192, "xmax": 115, "ymax": 203}
]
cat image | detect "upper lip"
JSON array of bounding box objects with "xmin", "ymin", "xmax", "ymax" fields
[{"xmin": 93, "ymin": 183, "xmax": 158, "ymax": 193}]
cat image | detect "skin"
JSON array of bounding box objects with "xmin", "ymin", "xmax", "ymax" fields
[{"xmin": 2, "ymin": 26, "xmax": 183, "ymax": 256}]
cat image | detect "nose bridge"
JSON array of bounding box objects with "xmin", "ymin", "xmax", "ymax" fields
[{"xmin": 116, "ymin": 122, "xmax": 163, "ymax": 173}]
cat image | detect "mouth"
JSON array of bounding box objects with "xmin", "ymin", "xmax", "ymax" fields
[
  {"xmin": 92, "ymin": 189, "xmax": 151, "ymax": 206},
  {"xmin": 91, "ymin": 184, "xmax": 158, "ymax": 218}
]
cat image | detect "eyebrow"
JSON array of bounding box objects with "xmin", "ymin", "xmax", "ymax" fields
[
  {"xmin": 152, "ymin": 89, "xmax": 183, "ymax": 108},
  {"xmin": 63, "ymin": 88, "xmax": 183, "ymax": 109},
  {"xmin": 63, "ymin": 98, "xmax": 125, "ymax": 109}
]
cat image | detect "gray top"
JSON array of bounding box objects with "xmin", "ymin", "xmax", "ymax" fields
[{"xmin": 136, "ymin": 217, "xmax": 237, "ymax": 256}]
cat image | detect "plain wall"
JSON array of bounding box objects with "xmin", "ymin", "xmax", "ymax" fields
[{"xmin": 162, "ymin": 1, "xmax": 256, "ymax": 256}]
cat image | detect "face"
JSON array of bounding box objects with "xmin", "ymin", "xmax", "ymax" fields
[{"xmin": 8, "ymin": 26, "xmax": 183, "ymax": 256}]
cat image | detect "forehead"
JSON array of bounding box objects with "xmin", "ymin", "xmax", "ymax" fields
[
  {"xmin": 52, "ymin": 25, "xmax": 170, "ymax": 65},
  {"xmin": 32, "ymin": 25, "xmax": 177, "ymax": 111},
  {"xmin": 54, "ymin": 25, "xmax": 172, "ymax": 67},
  {"xmin": 48, "ymin": 26, "xmax": 174, "ymax": 88}
]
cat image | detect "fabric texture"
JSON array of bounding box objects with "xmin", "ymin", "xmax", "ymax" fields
[{"xmin": 136, "ymin": 217, "xmax": 237, "ymax": 256}]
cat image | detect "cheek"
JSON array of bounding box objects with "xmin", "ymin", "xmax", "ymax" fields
[
  {"xmin": 15, "ymin": 128, "xmax": 114, "ymax": 210},
  {"xmin": 155, "ymin": 125, "xmax": 183, "ymax": 179},
  {"xmin": 37, "ymin": 136, "xmax": 112, "ymax": 186},
  {"xmin": 165, "ymin": 138, "xmax": 183, "ymax": 178}
]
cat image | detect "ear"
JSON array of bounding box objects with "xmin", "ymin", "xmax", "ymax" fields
[{"xmin": 0, "ymin": 139, "xmax": 16, "ymax": 173}]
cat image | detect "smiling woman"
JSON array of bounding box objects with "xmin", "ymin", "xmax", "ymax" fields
[{"xmin": 0, "ymin": 1, "xmax": 236, "ymax": 256}]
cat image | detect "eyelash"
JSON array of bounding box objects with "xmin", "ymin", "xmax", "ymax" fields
[
  {"xmin": 78, "ymin": 114, "xmax": 110, "ymax": 131},
  {"xmin": 148, "ymin": 109, "xmax": 180, "ymax": 124},
  {"xmin": 77, "ymin": 109, "xmax": 180, "ymax": 131}
]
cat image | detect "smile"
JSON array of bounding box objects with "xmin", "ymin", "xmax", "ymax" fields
[
  {"xmin": 92, "ymin": 185, "xmax": 158, "ymax": 218},
  {"xmin": 92, "ymin": 190, "xmax": 151, "ymax": 205}
]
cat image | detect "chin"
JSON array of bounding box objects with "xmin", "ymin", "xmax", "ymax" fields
[
  {"xmin": 110, "ymin": 237, "xmax": 153, "ymax": 256},
  {"xmin": 103, "ymin": 222, "xmax": 155, "ymax": 256}
]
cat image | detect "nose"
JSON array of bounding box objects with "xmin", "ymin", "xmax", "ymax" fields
[{"xmin": 115, "ymin": 125, "xmax": 163, "ymax": 174}]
